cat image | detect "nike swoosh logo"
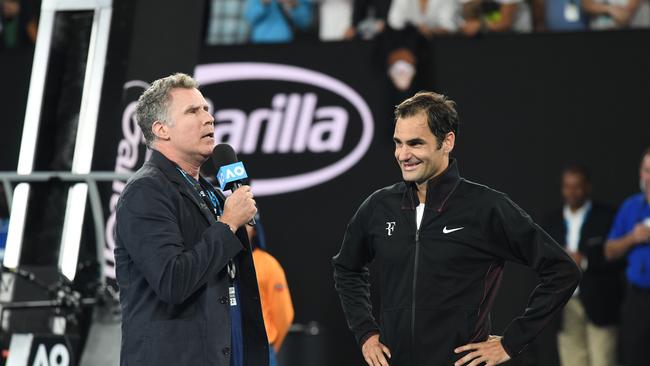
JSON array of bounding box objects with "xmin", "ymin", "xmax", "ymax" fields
[{"xmin": 442, "ymin": 226, "xmax": 464, "ymax": 234}]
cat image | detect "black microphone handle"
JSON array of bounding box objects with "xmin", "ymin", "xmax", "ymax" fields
[{"xmin": 230, "ymin": 182, "xmax": 256, "ymax": 226}]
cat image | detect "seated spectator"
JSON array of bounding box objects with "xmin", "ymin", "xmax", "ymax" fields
[
  {"xmin": 0, "ymin": 185, "xmax": 7, "ymax": 261},
  {"xmin": 319, "ymin": 0, "xmax": 353, "ymax": 41},
  {"xmin": 245, "ymin": 0, "xmax": 313, "ymax": 43},
  {"xmin": 383, "ymin": 0, "xmax": 459, "ymax": 92},
  {"xmin": 1, "ymin": 0, "xmax": 38, "ymax": 49},
  {"xmin": 387, "ymin": 47, "xmax": 417, "ymax": 91},
  {"xmin": 582, "ymin": 0, "xmax": 650, "ymax": 29},
  {"xmin": 343, "ymin": 0, "xmax": 391, "ymax": 40},
  {"xmin": 460, "ymin": 0, "xmax": 532, "ymax": 36},
  {"xmin": 205, "ymin": 0, "xmax": 250, "ymax": 45},
  {"xmin": 533, "ymin": 0, "xmax": 588, "ymax": 31},
  {"xmin": 388, "ymin": 0, "xmax": 460, "ymax": 38}
]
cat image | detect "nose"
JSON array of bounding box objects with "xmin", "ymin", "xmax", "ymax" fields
[
  {"xmin": 203, "ymin": 109, "xmax": 215, "ymax": 125},
  {"xmin": 396, "ymin": 145, "xmax": 411, "ymax": 161}
]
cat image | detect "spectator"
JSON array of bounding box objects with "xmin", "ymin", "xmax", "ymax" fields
[
  {"xmin": 382, "ymin": 0, "xmax": 460, "ymax": 93},
  {"xmin": 388, "ymin": 0, "xmax": 460, "ymax": 38},
  {"xmin": 532, "ymin": 0, "xmax": 588, "ymax": 31},
  {"xmin": 319, "ymin": 0, "xmax": 353, "ymax": 41},
  {"xmin": 0, "ymin": 185, "xmax": 8, "ymax": 261},
  {"xmin": 604, "ymin": 147, "xmax": 650, "ymax": 366},
  {"xmin": 246, "ymin": 216, "xmax": 294, "ymax": 366},
  {"xmin": 543, "ymin": 165, "xmax": 623, "ymax": 366},
  {"xmin": 1, "ymin": 0, "xmax": 38, "ymax": 49},
  {"xmin": 205, "ymin": 0, "xmax": 250, "ymax": 45},
  {"xmin": 245, "ymin": 0, "xmax": 313, "ymax": 43},
  {"xmin": 343, "ymin": 0, "xmax": 391, "ymax": 40},
  {"xmin": 582, "ymin": 0, "xmax": 650, "ymax": 29},
  {"xmin": 460, "ymin": 0, "xmax": 532, "ymax": 37}
]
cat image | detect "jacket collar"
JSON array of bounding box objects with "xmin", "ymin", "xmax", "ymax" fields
[
  {"xmin": 401, "ymin": 158, "xmax": 461, "ymax": 213},
  {"xmin": 148, "ymin": 149, "xmax": 219, "ymax": 224},
  {"xmin": 149, "ymin": 149, "xmax": 186, "ymax": 186}
]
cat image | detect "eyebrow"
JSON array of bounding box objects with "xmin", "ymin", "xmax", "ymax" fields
[
  {"xmin": 393, "ymin": 137, "xmax": 426, "ymax": 145},
  {"xmin": 184, "ymin": 104, "xmax": 209, "ymax": 113}
]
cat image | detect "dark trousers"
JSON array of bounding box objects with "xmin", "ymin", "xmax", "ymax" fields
[{"xmin": 621, "ymin": 285, "xmax": 650, "ymax": 366}]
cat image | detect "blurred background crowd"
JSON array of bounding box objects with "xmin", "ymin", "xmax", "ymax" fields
[
  {"xmin": 2, "ymin": 0, "xmax": 650, "ymax": 50},
  {"xmin": 1, "ymin": 1, "xmax": 649, "ymax": 366}
]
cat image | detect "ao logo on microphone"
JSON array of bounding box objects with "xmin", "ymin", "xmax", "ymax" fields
[
  {"xmin": 217, "ymin": 162, "xmax": 248, "ymax": 190},
  {"xmin": 194, "ymin": 62, "xmax": 374, "ymax": 197}
]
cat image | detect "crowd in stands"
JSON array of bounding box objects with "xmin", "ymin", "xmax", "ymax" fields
[
  {"xmin": 204, "ymin": 0, "xmax": 650, "ymax": 45},
  {"xmin": 202, "ymin": 0, "xmax": 650, "ymax": 92},
  {"xmin": 2, "ymin": 0, "xmax": 648, "ymax": 49},
  {"xmin": 0, "ymin": 0, "xmax": 38, "ymax": 49}
]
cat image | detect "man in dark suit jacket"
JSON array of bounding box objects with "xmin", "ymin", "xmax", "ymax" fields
[
  {"xmin": 114, "ymin": 73, "xmax": 268, "ymax": 366},
  {"xmin": 543, "ymin": 165, "xmax": 624, "ymax": 366}
]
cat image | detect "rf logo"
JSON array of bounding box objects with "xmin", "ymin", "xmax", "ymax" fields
[{"xmin": 386, "ymin": 222, "xmax": 396, "ymax": 236}]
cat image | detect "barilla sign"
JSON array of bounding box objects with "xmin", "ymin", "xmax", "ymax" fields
[
  {"xmin": 217, "ymin": 162, "xmax": 248, "ymax": 190},
  {"xmin": 194, "ymin": 62, "xmax": 374, "ymax": 197}
]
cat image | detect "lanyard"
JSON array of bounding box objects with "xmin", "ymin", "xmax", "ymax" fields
[
  {"xmin": 177, "ymin": 168, "xmax": 222, "ymax": 216},
  {"xmin": 177, "ymin": 168, "xmax": 237, "ymax": 282},
  {"xmin": 227, "ymin": 260, "xmax": 237, "ymax": 282}
]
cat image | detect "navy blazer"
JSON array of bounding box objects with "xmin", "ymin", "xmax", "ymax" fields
[
  {"xmin": 114, "ymin": 150, "xmax": 269, "ymax": 365},
  {"xmin": 543, "ymin": 202, "xmax": 625, "ymax": 326}
]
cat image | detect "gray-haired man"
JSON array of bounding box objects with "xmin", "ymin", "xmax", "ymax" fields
[{"xmin": 114, "ymin": 73, "xmax": 268, "ymax": 366}]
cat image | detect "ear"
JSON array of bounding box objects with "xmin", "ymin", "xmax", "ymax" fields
[
  {"xmin": 152, "ymin": 120, "xmax": 170, "ymax": 141},
  {"xmin": 442, "ymin": 132, "xmax": 455, "ymax": 154}
]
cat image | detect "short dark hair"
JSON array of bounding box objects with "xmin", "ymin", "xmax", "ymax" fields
[
  {"xmin": 562, "ymin": 163, "xmax": 591, "ymax": 183},
  {"xmin": 394, "ymin": 91, "xmax": 459, "ymax": 148}
]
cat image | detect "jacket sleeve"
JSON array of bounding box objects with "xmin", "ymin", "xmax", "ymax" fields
[
  {"xmin": 582, "ymin": 207, "xmax": 624, "ymax": 272},
  {"xmin": 244, "ymin": 0, "xmax": 269, "ymax": 25},
  {"xmin": 116, "ymin": 178, "xmax": 244, "ymax": 305},
  {"xmin": 387, "ymin": 0, "xmax": 408, "ymax": 30},
  {"xmin": 290, "ymin": 0, "xmax": 313, "ymax": 30},
  {"xmin": 332, "ymin": 195, "xmax": 380, "ymax": 346},
  {"xmin": 486, "ymin": 194, "xmax": 581, "ymax": 357}
]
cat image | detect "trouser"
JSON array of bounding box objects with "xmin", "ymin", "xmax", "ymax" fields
[
  {"xmin": 557, "ymin": 297, "xmax": 617, "ymax": 366},
  {"xmin": 269, "ymin": 345, "xmax": 277, "ymax": 366},
  {"xmin": 621, "ymin": 285, "xmax": 650, "ymax": 366}
]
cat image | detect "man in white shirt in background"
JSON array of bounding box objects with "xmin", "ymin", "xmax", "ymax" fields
[{"xmin": 543, "ymin": 165, "xmax": 623, "ymax": 366}]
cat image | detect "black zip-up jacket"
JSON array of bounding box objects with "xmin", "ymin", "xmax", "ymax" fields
[{"xmin": 332, "ymin": 159, "xmax": 581, "ymax": 365}]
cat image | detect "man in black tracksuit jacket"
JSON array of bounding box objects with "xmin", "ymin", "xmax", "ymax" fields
[{"xmin": 332, "ymin": 91, "xmax": 581, "ymax": 366}]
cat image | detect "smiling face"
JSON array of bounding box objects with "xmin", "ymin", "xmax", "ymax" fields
[
  {"xmin": 393, "ymin": 112, "xmax": 454, "ymax": 185},
  {"xmin": 152, "ymin": 87, "xmax": 215, "ymax": 166}
]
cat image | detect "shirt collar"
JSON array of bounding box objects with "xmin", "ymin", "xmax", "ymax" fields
[
  {"xmin": 563, "ymin": 200, "xmax": 592, "ymax": 221},
  {"xmin": 401, "ymin": 158, "xmax": 461, "ymax": 212},
  {"xmin": 149, "ymin": 149, "xmax": 216, "ymax": 190}
]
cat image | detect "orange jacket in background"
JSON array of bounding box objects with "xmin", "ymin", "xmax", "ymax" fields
[{"xmin": 252, "ymin": 248, "xmax": 294, "ymax": 352}]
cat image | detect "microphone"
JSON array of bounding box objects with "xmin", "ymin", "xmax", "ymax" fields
[{"xmin": 211, "ymin": 143, "xmax": 256, "ymax": 225}]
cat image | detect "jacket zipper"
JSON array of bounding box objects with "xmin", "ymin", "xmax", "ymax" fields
[{"xmin": 411, "ymin": 229, "xmax": 420, "ymax": 353}]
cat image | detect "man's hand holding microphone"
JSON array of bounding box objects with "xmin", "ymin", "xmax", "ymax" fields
[
  {"xmin": 212, "ymin": 143, "xmax": 257, "ymax": 233},
  {"xmin": 219, "ymin": 186, "xmax": 256, "ymax": 233}
]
